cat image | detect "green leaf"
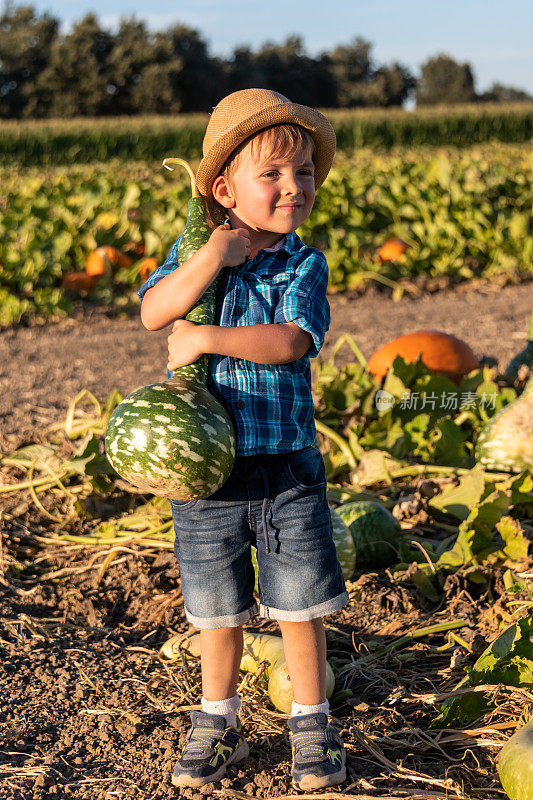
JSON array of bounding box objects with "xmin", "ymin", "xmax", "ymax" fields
[
  {"xmin": 510, "ymin": 471, "xmax": 533, "ymax": 507},
  {"xmin": 471, "ymin": 622, "xmax": 523, "ymax": 675},
  {"xmin": 428, "ymin": 463, "xmax": 485, "ymax": 520},
  {"xmin": 432, "ymin": 690, "xmax": 489, "ymax": 729},
  {"xmin": 433, "ymin": 618, "xmax": 533, "ymax": 728},
  {"xmin": 496, "ymin": 516, "xmax": 529, "ymax": 562},
  {"xmin": 435, "ymin": 524, "xmax": 479, "ymax": 570},
  {"xmin": 411, "ymin": 567, "xmax": 441, "ymax": 601},
  {"xmin": 470, "ymin": 485, "xmax": 510, "ymax": 532},
  {"xmin": 403, "ymin": 413, "xmax": 431, "ymax": 455},
  {"xmin": 359, "ymin": 415, "xmax": 406, "ymax": 455},
  {"xmin": 67, "ymin": 434, "xmax": 118, "ymax": 478},
  {"xmin": 431, "ymin": 418, "xmax": 469, "ymax": 466}
]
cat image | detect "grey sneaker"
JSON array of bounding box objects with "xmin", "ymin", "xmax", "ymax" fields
[
  {"xmin": 288, "ymin": 712, "xmax": 346, "ymax": 790},
  {"xmin": 172, "ymin": 711, "xmax": 249, "ymax": 788}
]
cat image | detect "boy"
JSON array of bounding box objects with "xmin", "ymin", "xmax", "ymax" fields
[{"xmin": 138, "ymin": 88, "xmax": 349, "ymax": 790}]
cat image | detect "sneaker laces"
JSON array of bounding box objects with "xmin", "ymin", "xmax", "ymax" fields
[
  {"xmin": 183, "ymin": 726, "xmax": 219, "ymax": 758},
  {"xmin": 292, "ymin": 729, "xmax": 328, "ymax": 761}
]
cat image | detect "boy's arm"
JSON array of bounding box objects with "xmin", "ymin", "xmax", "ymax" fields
[
  {"xmin": 140, "ymin": 245, "xmax": 222, "ymax": 331},
  {"xmin": 166, "ymin": 245, "xmax": 327, "ymax": 369},
  {"xmin": 167, "ymin": 321, "xmax": 313, "ymax": 370},
  {"xmin": 140, "ymin": 223, "xmax": 250, "ymax": 331}
]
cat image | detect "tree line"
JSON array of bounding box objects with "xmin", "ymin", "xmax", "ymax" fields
[{"xmin": 0, "ymin": 4, "xmax": 531, "ymax": 119}]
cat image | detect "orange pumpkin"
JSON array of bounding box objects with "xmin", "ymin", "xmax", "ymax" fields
[
  {"xmin": 85, "ymin": 246, "xmax": 133, "ymax": 276},
  {"xmin": 138, "ymin": 257, "xmax": 158, "ymax": 283},
  {"xmin": 61, "ymin": 272, "xmax": 100, "ymax": 292},
  {"xmin": 367, "ymin": 331, "xmax": 480, "ymax": 385},
  {"xmin": 125, "ymin": 239, "xmax": 146, "ymax": 258},
  {"xmin": 378, "ymin": 238, "xmax": 410, "ymax": 262},
  {"xmin": 85, "ymin": 249, "xmax": 106, "ymax": 277}
]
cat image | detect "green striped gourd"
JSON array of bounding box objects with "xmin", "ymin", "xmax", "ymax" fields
[
  {"xmin": 336, "ymin": 500, "xmax": 401, "ymax": 568},
  {"xmin": 105, "ymin": 159, "xmax": 236, "ymax": 499}
]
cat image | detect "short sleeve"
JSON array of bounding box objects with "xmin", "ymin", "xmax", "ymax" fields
[
  {"xmin": 273, "ymin": 249, "xmax": 330, "ymax": 358},
  {"xmin": 137, "ymin": 235, "xmax": 182, "ymax": 302}
]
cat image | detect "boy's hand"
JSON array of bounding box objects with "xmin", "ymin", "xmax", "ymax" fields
[
  {"xmin": 206, "ymin": 222, "xmax": 250, "ymax": 268},
  {"xmin": 167, "ymin": 320, "xmax": 207, "ymax": 370}
]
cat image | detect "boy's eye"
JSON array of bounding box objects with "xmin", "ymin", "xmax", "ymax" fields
[{"xmin": 262, "ymin": 170, "xmax": 279, "ymax": 178}]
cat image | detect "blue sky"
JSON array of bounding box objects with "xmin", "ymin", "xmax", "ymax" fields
[{"xmin": 28, "ymin": 0, "xmax": 533, "ymax": 95}]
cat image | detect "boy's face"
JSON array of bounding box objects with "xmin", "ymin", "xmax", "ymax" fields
[{"xmin": 216, "ymin": 138, "xmax": 316, "ymax": 236}]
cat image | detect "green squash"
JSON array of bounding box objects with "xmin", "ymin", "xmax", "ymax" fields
[
  {"xmin": 498, "ymin": 718, "xmax": 533, "ymax": 800},
  {"xmin": 105, "ymin": 159, "xmax": 236, "ymax": 500},
  {"xmin": 336, "ymin": 500, "xmax": 401, "ymax": 569},
  {"xmin": 505, "ymin": 305, "xmax": 533, "ymax": 383},
  {"xmin": 330, "ymin": 505, "xmax": 356, "ymax": 579},
  {"xmin": 475, "ymin": 378, "xmax": 533, "ymax": 473}
]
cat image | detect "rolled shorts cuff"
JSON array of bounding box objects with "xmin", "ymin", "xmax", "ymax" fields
[
  {"xmin": 184, "ymin": 602, "xmax": 258, "ymax": 630},
  {"xmin": 259, "ymin": 590, "xmax": 350, "ymax": 622}
]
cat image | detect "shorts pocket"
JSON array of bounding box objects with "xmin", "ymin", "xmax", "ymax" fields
[
  {"xmin": 171, "ymin": 498, "xmax": 197, "ymax": 512},
  {"xmin": 285, "ymin": 446, "xmax": 326, "ymax": 490}
]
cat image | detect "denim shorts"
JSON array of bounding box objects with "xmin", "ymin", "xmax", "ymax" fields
[{"xmin": 170, "ymin": 444, "xmax": 349, "ymax": 629}]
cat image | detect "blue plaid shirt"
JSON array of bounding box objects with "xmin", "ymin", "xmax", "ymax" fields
[{"xmin": 137, "ymin": 230, "xmax": 330, "ymax": 456}]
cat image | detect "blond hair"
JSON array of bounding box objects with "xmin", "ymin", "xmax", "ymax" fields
[{"xmin": 221, "ymin": 123, "xmax": 315, "ymax": 187}]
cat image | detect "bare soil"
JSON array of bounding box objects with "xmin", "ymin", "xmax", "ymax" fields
[
  {"xmin": 2, "ymin": 281, "xmax": 532, "ymax": 439},
  {"xmin": 0, "ymin": 529, "xmax": 514, "ymax": 800},
  {"xmin": 1, "ymin": 281, "xmax": 532, "ymax": 799}
]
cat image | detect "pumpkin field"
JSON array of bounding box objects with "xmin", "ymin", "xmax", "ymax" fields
[{"xmin": 1, "ymin": 109, "xmax": 533, "ymax": 800}]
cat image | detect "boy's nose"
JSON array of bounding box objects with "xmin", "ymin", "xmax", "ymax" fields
[{"xmin": 282, "ymin": 172, "xmax": 301, "ymax": 195}]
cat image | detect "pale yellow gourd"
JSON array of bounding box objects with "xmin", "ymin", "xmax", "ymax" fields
[{"xmin": 160, "ymin": 630, "xmax": 335, "ymax": 714}]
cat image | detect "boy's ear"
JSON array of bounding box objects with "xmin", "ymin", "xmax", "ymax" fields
[{"xmin": 212, "ymin": 175, "xmax": 235, "ymax": 209}]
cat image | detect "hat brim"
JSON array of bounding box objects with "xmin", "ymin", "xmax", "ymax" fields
[{"xmin": 195, "ymin": 101, "xmax": 336, "ymax": 198}]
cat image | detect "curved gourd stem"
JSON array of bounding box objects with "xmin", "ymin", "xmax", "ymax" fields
[{"xmin": 162, "ymin": 157, "xmax": 199, "ymax": 197}]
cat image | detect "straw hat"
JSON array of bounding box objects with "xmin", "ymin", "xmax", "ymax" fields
[{"xmin": 195, "ymin": 88, "xmax": 336, "ymax": 197}]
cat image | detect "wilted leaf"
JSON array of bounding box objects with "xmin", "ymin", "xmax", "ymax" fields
[
  {"xmin": 496, "ymin": 516, "xmax": 529, "ymax": 562},
  {"xmin": 356, "ymin": 449, "xmax": 403, "ymax": 486},
  {"xmin": 428, "ymin": 463, "xmax": 485, "ymax": 520},
  {"xmin": 2, "ymin": 444, "xmax": 62, "ymax": 472}
]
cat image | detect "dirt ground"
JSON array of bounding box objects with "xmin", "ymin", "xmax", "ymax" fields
[
  {"xmin": 0, "ymin": 528, "xmax": 512, "ymax": 800},
  {"xmin": 1, "ymin": 281, "xmax": 532, "ymax": 799},
  {"xmin": 2, "ymin": 280, "xmax": 532, "ymax": 439}
]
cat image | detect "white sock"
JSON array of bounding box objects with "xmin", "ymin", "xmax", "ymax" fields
[
  {"xmin": 291, "ymin": 699, "xmax": 330, "ymax": 718},
  {"xmin": 201, "ymin": 693, "xmax": 241, "ymax": 728}
]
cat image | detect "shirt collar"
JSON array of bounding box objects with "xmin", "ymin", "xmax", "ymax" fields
[
  {"xmin": 254, "ymin": 230, "xmax": 305, "ymax": 257},
  {"xmin": 223, "ymin": 216, "xmax": 306, "ymax": 265}
]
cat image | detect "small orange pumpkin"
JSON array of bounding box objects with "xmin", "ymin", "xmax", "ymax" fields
[
  {"xmin": 125, "ymin": 239, "xmax": 146, "ymax": 258},
  {"xmin": 378, "ymin": 238, "xmax": 410, "ymax": 262},
  {"xmin": 85, "ymin": 246, "xmax": 133, "ymax": 276},
  {"xmin": 138, "ymin": 257, "xmax": 158, "ymax": 283},
  {"xmin": 61, "ymin": 272, "xmax": 100, "ymax": 292},
  {"xmin": 85, "ymin": 249, "xmax": 107, "ymax": 277},
  {"xmin": 367, "ymin": 331, "xmax": 480, "ymax": 385}
]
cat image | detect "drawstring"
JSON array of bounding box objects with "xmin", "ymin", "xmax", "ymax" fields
[{"xmin": 254, "ymin": 462, "xmax": 271, "ymax": 554}]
